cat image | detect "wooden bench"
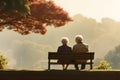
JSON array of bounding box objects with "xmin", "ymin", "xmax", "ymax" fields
[{"xmin": 48, "ymin": 52, "xmax": 95, "ymax": 70}]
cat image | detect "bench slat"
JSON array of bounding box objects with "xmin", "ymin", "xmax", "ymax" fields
[
  {"xmin": 50, "ymin": 62, "xmax": 94, "ymax": 64},
  {"xmin": 49, "ymin": 52, "xmax": 94, "ymax": 59}
]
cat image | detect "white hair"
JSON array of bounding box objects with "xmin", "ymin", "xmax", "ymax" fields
[
  {"xmin": 61, "ymin": 37, "xmax": 69, "ymax": 44},
  {"xmin": 75, "ymin": 35, "xmax": 83, "ymax": 41}
]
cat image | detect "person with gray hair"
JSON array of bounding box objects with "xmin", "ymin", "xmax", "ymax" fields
[
  {"xmin": 73, "ymin": 35, "xmax": 89, "ymax": 70},
  {"xmin": 57, "ymin": 37, "xmax": 72, "ymax": 70}
]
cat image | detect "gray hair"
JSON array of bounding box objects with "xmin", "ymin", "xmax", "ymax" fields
[
  {"xmin": 75, "ymin": 35, "xmax": 83, "ymax": 41},
  {"xmin": 61, "ymin": 37, "xmax": 69, "ymax": 44}
]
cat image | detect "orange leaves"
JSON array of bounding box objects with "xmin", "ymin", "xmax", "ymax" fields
[
  {"xmin": 0, "ymin": 26, "xmax": 4, "ymax": 31},
  {"xmin": 11, "ymin": 16, "xmax": 47, "ymax": 35},
  {"xmin": 0, "ymin": 0, "xmax": 72, "ymax": 35},
  {"xmin": 30, "ymin": 0, "xmax": 72, "ymax": 26}
]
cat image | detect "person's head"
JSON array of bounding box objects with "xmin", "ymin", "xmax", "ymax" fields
[
  {"xmin": 61, "ymin": 37, "xmax": 69, "ymax": 45},
  {"xmin": 75, "ymin": 35, "xmax": 83, "ymax": 43}
]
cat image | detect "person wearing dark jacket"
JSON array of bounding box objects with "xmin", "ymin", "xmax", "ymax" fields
[{"xmin": 57, "ymin": 37, "xmax": 72, "ymax": 70}]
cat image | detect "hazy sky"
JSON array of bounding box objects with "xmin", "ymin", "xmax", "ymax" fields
[{"xmin": 54, "ymin": 0, "xmax": 120, "ymax": 22}]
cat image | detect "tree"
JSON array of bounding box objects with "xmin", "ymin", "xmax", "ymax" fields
[
  {"xmin": 0, "ymin": 0, "xmax": 72, "ymax": 35},
  {"xmin": 12, "ymin": 41, "xmax": 53, "ymax": 69},
  {"xmin": 0, "ymin": 53, "xmax": 8, "ymax": 69},
  {"xmin": 93, "ymin": 60, "xmax": 112, "ymax": 70},
  {"xmin": 105, "ymin": 45, "xmax": 120, "ymax": 69}
]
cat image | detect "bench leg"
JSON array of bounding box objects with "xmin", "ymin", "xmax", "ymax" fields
[
  {"xmin": 48, "ymin": 64, "xmax": 50, "ymax": 70},
  {"xmin": 48, "ymin": 60, "xmax": 50, "ymax": 70},
  {"xmin": 90, "ymin": 64, "xmax": 93, "ymax": 69}
]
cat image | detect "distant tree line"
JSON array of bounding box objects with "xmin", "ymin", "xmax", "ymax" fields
[{"xmin": 105, "ymin": 45, "xmax": 120, "ymax": 69}]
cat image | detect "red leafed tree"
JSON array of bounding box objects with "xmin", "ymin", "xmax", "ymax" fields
[{"xmin": 0, "ymin": 0, "xmax": 72, "ymax": 35}]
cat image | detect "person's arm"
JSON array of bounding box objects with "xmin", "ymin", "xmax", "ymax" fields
[
  {"xmin": 69, "ymin": 47, "xmax": 72, "ymax": 52},
  {"xmin": 72, "ymin": 45, "xmax": 76, "ymax": 53},
  {"xmin": 57, "ymin": 47, "xmax": 60, "ymax": 52}
]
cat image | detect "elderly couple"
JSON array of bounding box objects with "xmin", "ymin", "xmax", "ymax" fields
[{"xmin": 57, "ymin": 35, "xmax": 89, "ymax": 70}]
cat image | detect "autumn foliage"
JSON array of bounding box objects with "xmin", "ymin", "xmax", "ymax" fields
[{"xmin": 0, "ymin": 0, "xmax": 72, "ymax": 35}]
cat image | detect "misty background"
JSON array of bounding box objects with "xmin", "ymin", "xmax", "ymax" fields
[{"xmin": 1, "ymin": 14, "xmax": 120, "ymax": 69}]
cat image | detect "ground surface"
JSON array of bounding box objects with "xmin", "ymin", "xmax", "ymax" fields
[{"xmin": 0, "ymin": 69, "xmax": 120, "ymax": 80}]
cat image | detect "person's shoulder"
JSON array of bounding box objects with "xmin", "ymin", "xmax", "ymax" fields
[
  {"xmin": 68, "ymin": 46, "xmax": 72, "ymax": 49},
  {"xmin": 64, "ymin": 45, "xmax": 71, "ymax": 49},
  {"xmin": 58, "ymin": 45, "xmax": 63, "ymax": 48},
  {"xmin": 73, "ymin": 44, "xmax": 78, "ymax": 48},
  {"xmin": 83, "ymin": 43, "xmax": 88, "ymax": 45},
  {"xmin": 82, "ymin": 43, "xmax": 88, "ymax": 47},
  {"xmin": 73, "ymin": 44, "xmax": 76, "ymax": 47},
  {"xmin": 73, "ymin": 44, "xmax": 77, "ymax": 46}
]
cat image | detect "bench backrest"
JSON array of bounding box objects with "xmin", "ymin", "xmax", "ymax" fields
[{"xmin": 48, "ymin": 52, "xmax": 94, "ymax": 60}]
